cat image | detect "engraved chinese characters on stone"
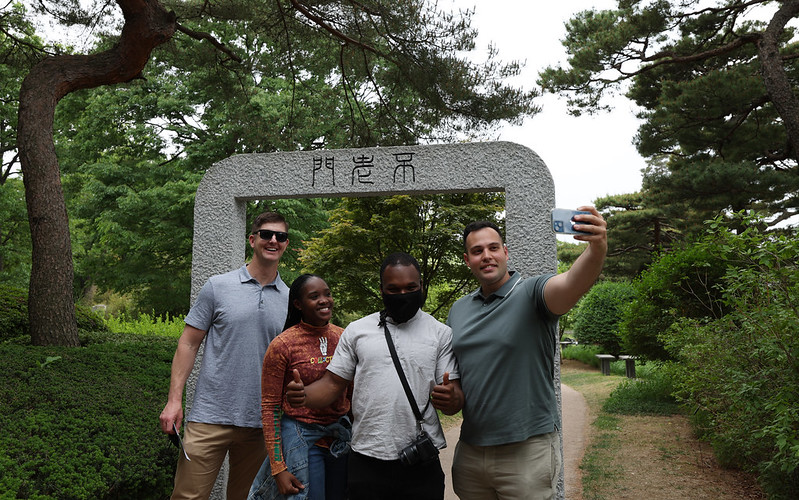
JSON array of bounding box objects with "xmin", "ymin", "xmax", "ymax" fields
[
  {"xmin": 312, "ymin": 156, "xmax": 335, "ymax": 187},
  {"xmin": 311, "ymin": 152, "xmax": 417, "ymax": 186}
]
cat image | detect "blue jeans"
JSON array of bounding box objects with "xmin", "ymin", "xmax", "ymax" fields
[{"xmin": 249, "ymin": 416, "xmax": 350, "ymax": 500}]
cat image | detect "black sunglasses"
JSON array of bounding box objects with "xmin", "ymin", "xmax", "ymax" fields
[{"xmin": 252, "ymin": 229, "xmax": 288, "ymax": 242}]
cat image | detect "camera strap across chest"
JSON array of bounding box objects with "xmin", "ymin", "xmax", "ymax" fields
[{"xmin": 381, "ymin": 315, "xmax": 430, "ymax": 430}]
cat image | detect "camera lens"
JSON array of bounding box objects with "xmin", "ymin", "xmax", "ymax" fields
[{"xmin": 399, "ymin": 444, "xmax": 417, "ymax": 466}]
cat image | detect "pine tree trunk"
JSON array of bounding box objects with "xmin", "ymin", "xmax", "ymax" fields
[
  {"xmin": 759, "ymin": 0, "xmax": 799, "ymax": 160},
  {"xmin": 17, "ymin": 0, "xmax": 176, "ymax": 346}
]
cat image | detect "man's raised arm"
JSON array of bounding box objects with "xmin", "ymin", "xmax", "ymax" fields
[{"xmin": 544, "ymin": 206, "xmax": 608, "ymax": 316}]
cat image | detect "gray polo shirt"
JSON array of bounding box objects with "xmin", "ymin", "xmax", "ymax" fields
[
  {"xmin": 185, "ymin": 265, "xmax": 288, "ymax": 428},
  {"xmin": 447, "ymin": 271, "xmax": 558, "ymax": 446}
]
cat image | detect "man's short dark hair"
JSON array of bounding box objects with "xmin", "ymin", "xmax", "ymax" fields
[
  {"xmin": 251, "ymin": 211, "xmax": 288, "ymax": 234},
  {"xmin": 380, "ymin": 252, "xmax": 421, "ymax": 284},
  {"xmin": 463, "ymin": 221, "xmax": 504, "ymax": 250}
]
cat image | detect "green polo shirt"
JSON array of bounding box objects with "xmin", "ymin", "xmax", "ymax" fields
[{"xmin": 447, "ymin": 271, "xmax": 559, "ymax": 446}]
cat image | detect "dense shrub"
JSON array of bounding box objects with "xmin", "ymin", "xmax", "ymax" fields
[
  {"xmin": 0, "ymin": 284, "xmax": 28, "ymax": 342},
  {"xmin": 572, "ymin": 280, "xmax": 636, "ymax": 356},
  {"xmin": 619, "ymin": 242, "xmax": 730, "ymax": 361},
  {"xmin": 0, "ymin": 333, "xmax": 179, "ymax": 499},
  {"xmin": 0, "ymin": 284, "xmax": 108, "ymax": 342},
  {"xmin": 561, "ymin": 343, "xmax": 602, "ymax": 368},
  {"xmin": 660, "ymin": 216, "xmax": 799, "ymax": 499},
  {"xmin": 602, "ymin": 363, "xmax": 679, "ymax": 416}
]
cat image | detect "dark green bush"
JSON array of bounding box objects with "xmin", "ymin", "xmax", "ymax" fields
[
  {"xmin": 0, "ymin": 284, "xmax": 108, "ymax": 342},
  {"xmin": 0, "ymin": 284, "xmax": 28, "ymax": 342},
  {"xmin": 0, "ymin": 333, "xmax": 179, "ymax": 499},
  {"xmin": 619, "ymin": 242, "xmax": 730, "ymax": 361},
  {"xmin": 572, "ymin": 280, "xmax": 636, "ymax": 356}
]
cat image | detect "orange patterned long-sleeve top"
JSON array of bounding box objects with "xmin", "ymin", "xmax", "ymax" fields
[{"xmin": 260, "ymin": 321, "xmax": 350, "ymax": 476}]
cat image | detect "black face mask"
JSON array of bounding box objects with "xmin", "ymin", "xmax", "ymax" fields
[{"xmin": 382, "ymin": 289, "xmax": 424, "ymax": 324}]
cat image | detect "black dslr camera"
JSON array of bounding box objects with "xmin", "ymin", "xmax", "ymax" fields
[{"xmin": 399, "ymin": 430, "xmax": 439, "ymax": 466}]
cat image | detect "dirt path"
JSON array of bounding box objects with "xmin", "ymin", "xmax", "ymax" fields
[
  {"xmin": 561, "ymin": 383, "xmax": 589, "ymax": 499},
  {"xmin": 561, "ymin": 359, "xmax": 766, "ymax": 500},
  {"xmin": 440, "ymin": 360, "xmax": 764, "ymax": 499},
  {"xmin": 439, "ymin": 377, "xmax": 589, "ymax": 500},
  {"xmin": 606, "ymin": 414, "xmax": 766, "ymax": 499}
]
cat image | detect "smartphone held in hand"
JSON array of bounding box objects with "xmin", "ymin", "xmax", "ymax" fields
[{"xmin": 551, "ymin": 209, "xmax": 592, "ymax": 235}]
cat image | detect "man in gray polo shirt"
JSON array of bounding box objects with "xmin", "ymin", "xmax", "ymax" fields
[
  {"xmin": 159, "ymin": 211, "xmax": 291, "ymax": 500},
  {"xmin": 447, "ymin": 207, "xmax": 607, "ymax": 500}
]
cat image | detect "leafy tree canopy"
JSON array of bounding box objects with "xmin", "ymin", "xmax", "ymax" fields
[
  {"xmin": 594, "ymin": 191, "xmax": 682, "ymax": 278},
  {"xmin": 539, "ymin": 0, "xmax": 799, "ymax": 231},
  {"xmin": 1, "ymin": 2, "xmax": 45, "ymax": 184},
  {"xmin": 299, "ymin": 192, "xmax": 505, "ymax": 322},
  {"xmin": 0, "ymin": 178, "xmax": 30, "ymax": 285},
  {"xmin": 11, "ymin": 0, "xmax": 539, "ymax": 343},
  {"xmin": 31, "ymin": 0, "xmax": 539, "ymax": 147}
]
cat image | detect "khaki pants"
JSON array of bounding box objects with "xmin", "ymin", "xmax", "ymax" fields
[
  {"xmin": 171, "ymin": 422, "xmax": 267, "ymax": 500},
  {"xmin": 452, "ymin": 431, "xmax": 561, "ymax": 500}
]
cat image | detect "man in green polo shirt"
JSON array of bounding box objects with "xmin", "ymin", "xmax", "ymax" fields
[{"xmin": 446, "ymin": 206, "xmax": 607, "ymax": 500}]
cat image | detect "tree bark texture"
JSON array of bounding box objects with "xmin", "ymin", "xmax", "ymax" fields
[
  {"xmin": 758, "ymin": 0, "xmax": 799, "ymax": 161},
  {"xmin": 18, "ymin": 0, "xmax": 176, "ymax": 346}
]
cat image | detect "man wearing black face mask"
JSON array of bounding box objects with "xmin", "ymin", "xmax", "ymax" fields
[{"xmin": 285, "ymin": 252, "xmax": 464, "ymax": 500}]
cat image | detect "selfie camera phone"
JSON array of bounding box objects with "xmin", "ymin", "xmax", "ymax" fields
[{"xmin": 551, "ymin": 209, "xmax": 592, "ymax": 235}]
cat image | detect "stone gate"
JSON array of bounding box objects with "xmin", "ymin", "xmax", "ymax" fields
[{"xmin": 188, "ymin": 141, "xmax": 565, "ymax": 499}]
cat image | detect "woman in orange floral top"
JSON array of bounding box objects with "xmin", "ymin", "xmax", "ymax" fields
[{"xmin": 249, "ymin": 274, "xmax": 351, "ymax": 500}]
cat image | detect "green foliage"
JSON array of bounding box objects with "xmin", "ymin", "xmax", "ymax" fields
[
  {"xmin": 75, "ymin": 305, "xmax": 107, "ymax": 333},
  {"xmin": 103, "ymin": 313, "xmax": 184, "ymax": 338},
  {"xmin": 557, "ymin": 304, "xmax": 579, "ymax": 339},
  {"xmin": 1, "ymin": 1, "xmax": 46, "ymax": 184},
  {"xmin": 573, "ymin": 280, "xmax": 637, "ymax": 356},
  {"xmin": 620, "ymin": 240, "xmax": 730, "ymax": 361},
  {"xmin": 299, "ymin": 193, "xmax": 505, "ymax": 321},
  {"xmin": 0, "ymin": 283, "xmax": 27, "ymax": 342},
  {"xmin": 594, "ymin": 192, "xmax": 682, "ymax": 279},
  {"xmin": 659, "ymin": 214, "xmax": 799, "ymax": 498},
  {"xmin": 89, "ymin": 289, "xmax": 137, "ymax": 318},
  {"xmin": 602, "ymin": 365, "xmax": 679, "ymax": 416},
  {"xmin": 0, "ymin": 333, "xmax": 178, "ymax": 498},
  {"xmin": 0, "ymin": 284, "xmax": 107, "ymax": 342},
  {"xmin": 539, "ymin": 1, "xmax": 799, "ymax": 230},
  {"xmin": 561, "ymin": 343, "xmax": 602, "ymax": 368},
  {"xmin": 56, "ymin": 83, "xmax": 201, "ymax": 317},
  {"xmin": 556, "ymin": 240, "xmax": 587, "ymax": 275},
  {"xmin": 153, "ymin": 0, "xmax": 540, "ymax": 147},
  {"xmin": 0, "ymin": 178, "xmax": 31, "ymax": 287}
]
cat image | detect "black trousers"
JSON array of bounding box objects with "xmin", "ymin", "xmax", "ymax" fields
[{"xmin": 347, "ymin": 451, "xmax": 445, "ymax": 500}]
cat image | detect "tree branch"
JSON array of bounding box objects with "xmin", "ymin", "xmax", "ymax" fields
[
  {"xmin": 289, "ymin": 0, "xmax": 387, "ymax": 59},
  {"xmin": 641, "ymin": 33, "xmax": 761, "ymax": 71},
  {"xmin": 175, "ymin": 22, "xmax": 242, "ymax": 63},
  {"xmin": 275, "ymin": 0, "xmax": 299, "ymax": 145}
]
